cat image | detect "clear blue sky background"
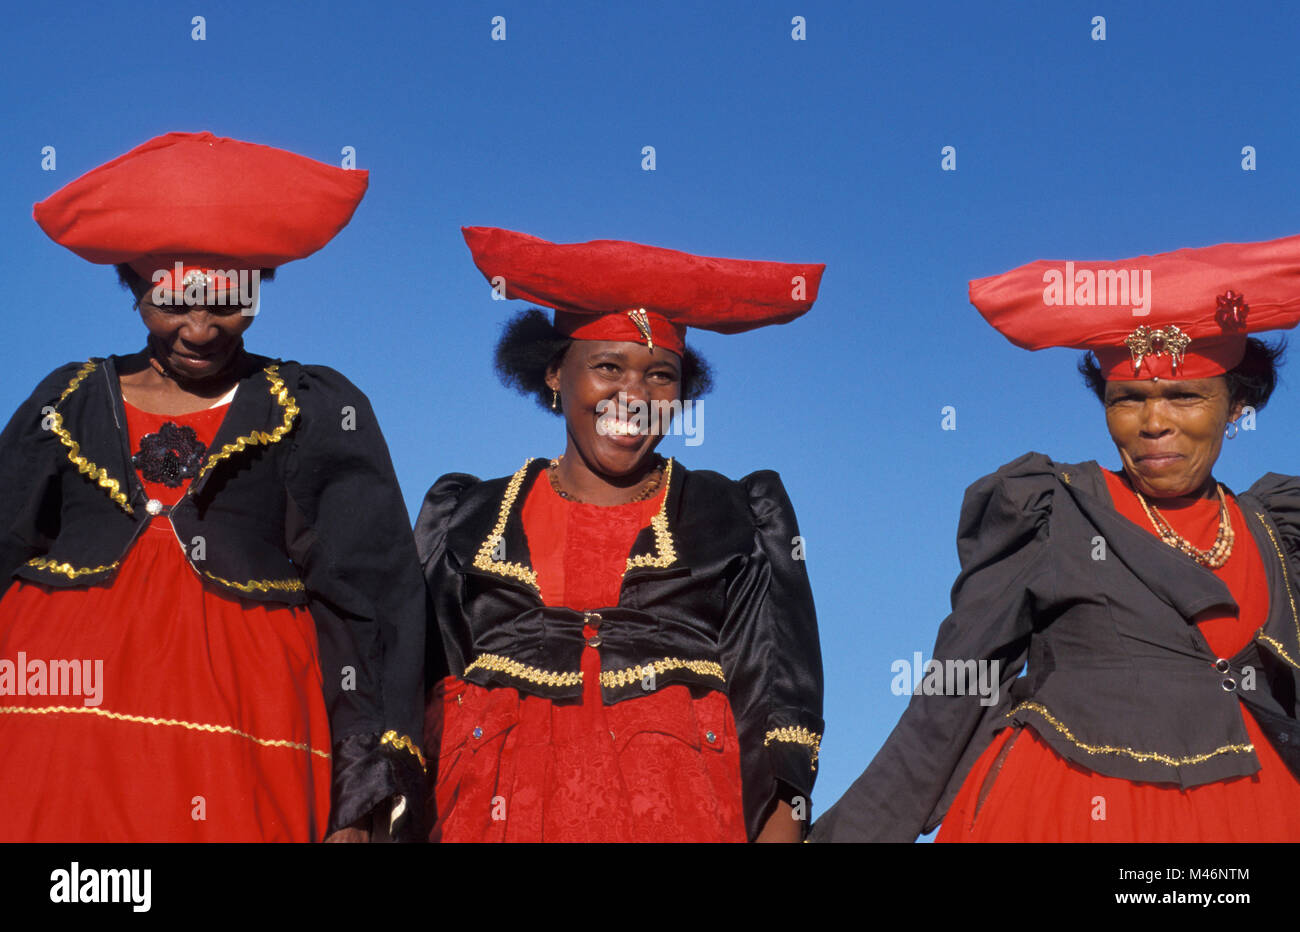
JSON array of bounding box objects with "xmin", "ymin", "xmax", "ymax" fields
[{"xmin": 3, "ymin": 1, "xmax": 1298, "ymax": 835}]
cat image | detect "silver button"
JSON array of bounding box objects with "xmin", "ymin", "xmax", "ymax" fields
[
  {"xmin": 587, "ymin": 635, "xmax": 602, "ymax": 648},
  {"xmin": 1214, "ymin": 658, "xmax": 1231, "ymax": 673},
  {"xmin": 705, "ymin": 731, "xmax": 717, "ymax": 743},
  {"xmin": 145, "ymin": 499, "xmax": 163, "ymax": 516},
  {"xmin": 472, "ymin": 726, "xmax": 483, "ymax": 739},
  {"xmin": 584, "ymin": 611, "xmax": 603, "ymax": 628},
  {"xmin": 1222, "ymin": 678, "xmax": 1237, "ymax": 692}
]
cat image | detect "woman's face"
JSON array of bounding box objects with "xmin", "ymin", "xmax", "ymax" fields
[
  {"xmin": 546, "ymin": 340, "xmax": 683, "ymax": 478},
  {"xmin": 1103, "ymin": 376, "xmax": 1242, "ymax": 499},
  {"xmin": 138, "ymin": 288, "xmax": 254, "ymax": 384}
]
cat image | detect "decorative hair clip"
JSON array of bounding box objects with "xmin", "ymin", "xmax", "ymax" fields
[
  {"xmin": 1124, "ymin": 324, "xmax": 1191, "ymax": 376},
  {"xmin": 626, "ymin": 308, "xmax": 654, "ymax": 351},
  {"xmin": 1215, "ymin": 290, "xmax": 1248, "ymax": 330}
]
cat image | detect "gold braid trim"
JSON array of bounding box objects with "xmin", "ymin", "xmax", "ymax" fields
[
  {"xmin": 201, "ymin": 569, "xmax": 305, "ymax": 594},
  {"xmin": 25, "ymin": 556, "xmax": 120, "ymax": 579},
  {"xmin": 463, "ymin": 653, "xmax": 582, "ymax": 688},
  {"xmin": 472, "ymin": 462, "xmax": 540, "ymax": 591},
  {"xmin": 197, "ymin": 365, "xmax": 299, "ymax": 480},
  {"xmin": 599, "ymin": 657, "xmax": 726, "ymax": 689},
  {"xmin": 626, "ymin": 458, "xmax": 678, "ymax": 572},
  {"xmin": 1009, "ymin": 701, "xmax": 1254, "ymax": 766},
  {"xmin": 47, "ymin": 361, "xmax": 132, "ymax": 514},
  {"xmin": 764, "ymin": 725, "xmax": 822, "ymax": 772},
  {"xmin": 1254, "ymin": 512, "xmax": 1300, "ymax": 664},
  {"xmin": 0, "ymin": 704, "xmax": 330, "ymax": 759},
  {"xmin": 380, "ymin": 730, "xmax": 427, "ymax": 770}
]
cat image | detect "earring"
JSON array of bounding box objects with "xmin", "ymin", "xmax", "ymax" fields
[
  {"xmin": 551, "ymin": 390, "xmax": 559, "ymax": 411},
  {"xmin": 1225, "ymin": 419, "xmax": 1239, "ymax": 440}
]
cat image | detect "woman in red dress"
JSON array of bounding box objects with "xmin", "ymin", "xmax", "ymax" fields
[
  {"xmin": 0, "ymin": 133, "xmax": 427, "ymax": 842},
  {"xmin": 812, "ymin": 234, "xmax": 1300, "ymax": 842},
  {"xmin": 418, "ymin": 227, "xmax": 827, "ymax": 842}
]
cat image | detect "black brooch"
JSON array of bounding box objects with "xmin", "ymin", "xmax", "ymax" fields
[{"xmin": 133, "ymin": 422, "xmax": 207, "ymax": 487}]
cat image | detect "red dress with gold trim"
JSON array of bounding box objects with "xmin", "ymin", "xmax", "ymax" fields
[
  {"xmin": 430, "ymin": 475, "xmax": 747, "ymax": 842},
  {"xmin": 938, "ymin": 469, "xmax": 1300, "ymax": 842},
  {"xmin": 0, "ymin": 399, "xmax": 332, "ymax": 841}
]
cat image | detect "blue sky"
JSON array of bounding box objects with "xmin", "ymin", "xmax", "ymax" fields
[{"xmin": 3, "ymin": 1, "xmax": 1299, "ymax": 834}]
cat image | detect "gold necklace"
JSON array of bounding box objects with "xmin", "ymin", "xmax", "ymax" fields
[
  {"xmin": 1133, "ymin": 483, "xmax": 1234, "ymax": 568},
  {"xmin": 548, "ymin": 455, "xmax": 663, "ymax": 504}
]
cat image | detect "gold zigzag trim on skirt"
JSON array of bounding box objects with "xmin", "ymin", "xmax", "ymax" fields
[
  {"xmin": 472, "ymin": 462, "xmax": 540, "ymax": 591},
  {"xmin": 49, "ymin": 361, "xmax": 132, "ymax": 514},
  {"xmin": 764, "ymin": 725, "xmax": 822, "ymax": 771},
  {"xmin": 0, "ymin": 704, "xmax": 330, "ymax": 758},
  {"xmin": 201, "ymin": 569, "xmax": 305, "ymax": 594},
  {"xmin": 25, "ymin": 556, "xmax": 121, "ymax": 578},
  {"xmin": 197, "ymin": 365, "xmax": 299, "ymax": 480},
  {"xmin": 463, "ymin": 653, "xmax": 582, "ymax": 688},
  {"xmin": 1009, "ymin": 701, "xmax": 1254, "ymax": 766},
  {"xmin": 380, "ymin": 730, "xmax": 427, "ymax": 770},
  {"xmin": 599, "ymin": 657, "xmax": 726, "ymax": 689},
  {"xmin": 625, "ymin": 458, "xmax": 678, "ymax": 573}
]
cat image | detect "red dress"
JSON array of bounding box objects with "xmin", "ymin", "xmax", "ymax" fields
[
  {"xmin": 0, "ymin": 399, "xmax": 332, "ymax": 841},
  {"xmin": 938, "ymin": 469, "xmax": 1300, "ymax": 841},
  {"xmin": 430, "ymin": 474, "xmax": 747, "ymax": 842}
]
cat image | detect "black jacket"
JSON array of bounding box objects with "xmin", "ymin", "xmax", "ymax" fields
[
  {"xmin": 0, "ymin": 350, "xmax": 427, "ymax": 839},
  {"xmin": 415, "ymin": 458, "xmax": 825, "ymax": 839},
  {"xmin": 811, "ymin": 452, "xmax": 1300, "ymax": 842}
]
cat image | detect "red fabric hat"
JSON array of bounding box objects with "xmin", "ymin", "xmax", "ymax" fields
[
  {"xmin": 969, "ymin": 234, "xmax": 1300, "ymax": 380},
  {"xmin": 462, "ymin": 226, "xmax": 824, "ymax": 356},
  {"xmin": 33, "ymin": 131, "xmax": 367, "ymax": 291}
]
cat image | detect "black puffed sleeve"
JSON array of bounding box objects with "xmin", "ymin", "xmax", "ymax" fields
[
  {"xmin": 0, "ymin": 362, "xmax": 87, "ymax": 592},
  {"xmin": 809, "ymin": 452, "xmax": 1055, "ymax": 842},
  {"xmin": 282, "ymin": 365, "xmax": 427, "ymax": 840},
  {"xmin": 717, "ymin": 470, "xmax": 824, "ymax": 841},
  {"xmin": 414, "ymin": 472, "xmax": 480, "ymax": 687},
  {"xmin": 1248, "ymin": 472, "xmax": 1300, "ymax": 575}
]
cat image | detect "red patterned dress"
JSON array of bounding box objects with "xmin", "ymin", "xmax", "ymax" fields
[
  {"xmin": 938, "ymin": 469, "xmax": 1300, "ymax": 841},
  {"xmin": 0, "ymin": 398, "xmax": 332, "ymax": 841},
  {"xmin": 429, "ymin": 474, "xmax": 747, "ymax": 842}
]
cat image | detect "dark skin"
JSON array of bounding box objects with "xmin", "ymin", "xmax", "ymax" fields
[
  {"xmin": 1103, "ymin": 376, "xmax": 1244, "ymax": 501},
  {"xmin": 119, "ymin": 284, "xmax": 371, "ymax": 842},
  {"xmin": 545, "ymin": 340, "xmax": 799, "ymax": 842}
]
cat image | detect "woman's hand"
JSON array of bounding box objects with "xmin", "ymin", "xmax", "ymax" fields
[
  {"xmin": 755, "ymin": 800, "xmax": 803, "ymax": 843},
  {"xmin": 323, "ymin": 817, "xmax": 372, "ymax": 843}
]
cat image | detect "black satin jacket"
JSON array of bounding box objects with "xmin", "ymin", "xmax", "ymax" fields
[
  {"xmin": 415, "ymin": 458, "xmax": 825, "ymax": 839},
  {"xmin": 0, "ymin": 351, "xmax": 427, "ymax": 839},
  {"xmin": 811, "ymin": 452, "xmax": 1300, "ymax": 842}
]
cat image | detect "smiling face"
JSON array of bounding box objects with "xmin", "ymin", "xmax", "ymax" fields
[
  {"xmin": 138, "ymin": 288, "xmax": 255, "ymax": 384},
  {"xmin": 1104, "ymin": 377, "xmax": 1243, "ymax": 499},
  {"xmin": 546, "ymin": 340, "xmax": 683, "ymax": 479}
]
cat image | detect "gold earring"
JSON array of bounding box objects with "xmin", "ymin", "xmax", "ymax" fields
[{"xmin": 551, "ymin": 390, "xmax": 559, "ymax": 411}]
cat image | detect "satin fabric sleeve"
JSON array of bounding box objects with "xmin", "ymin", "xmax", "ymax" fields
[
  {"xmin": 809, "ymin": 453, "xmax": 1055, "ymax": 842},
  {"xmin": 283, "ymin": 365, "xmax": 427, "ymax": 840},
  {"xmin": 718, "ymin": 470, "xmax": 825, "ymax": 841},
  {"xmin": 0, "ymin": 362, "xmax": 87, "ymax": 593},
  {"xmin": 413, "ymin": 472, "xmax": 480, "ymax": 686},
  {"xmin": 1248, "ymin": 472, "xmax": 1300, "ymax": 577}
]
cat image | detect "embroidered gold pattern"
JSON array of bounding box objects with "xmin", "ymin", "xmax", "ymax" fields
[
  {"xmin": 0, "ymin": 704, "xmax": 330, "ymax": 758},
  {"xmin": 197, "ymin": 365, "xmax": 299, "ymax": 480},
  {"xmin": 25, "ymin": 556, "xmax": 121, "ymax": 579},
  {"xmin": 472, "ymin": 462, "xmax": 540, "ymax": 591},
  {"xmin": 764, "ymin": 725, "xmax": 822, "ymax": 771},
  {"xmin": 1061, "ymin": 471, "xmax": 1072, "ymax": 485},
  {"xmin": 599, "ymin": 657, "xmax": 726, "ymax": 689},
  {"xmin": 380, "ymin": 729, "xmax": 427, "ymax": 770},
  {"xmin": 1254, "ymin": 512, "xmax": 1300, "ymax": 660},
  {"xmin": 625, "ymin": 458, "xmax": 678, "ymax": 573},
  {"xmin": 201, "ymin": 570, "xmax": 305, "ymax": 594},
  {"xmin": 48, "ymin": 361, "xmax": 133, "ymax": 514},
  {"xmin": 1009, "ymin": 701, "xmax": 1253, "ymax": 766},
  {"xmin": 463, "ymin": 653, "xmax": 583, "ymax": 688}
]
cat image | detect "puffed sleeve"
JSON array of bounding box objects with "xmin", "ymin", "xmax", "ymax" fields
[
  {"xmin": 413, "ymin": 472, "xmax": 480, "ymax": 687},
  {"xmin": 1248, "ymin": 473, "xmax": 1300, "ymax": 574},
  {"xmin": 718, "ymin": 470, "xmax": 825, "ymax": 841},
  {"xmin": 282, "ymin": 365, "xmax": 427, "ymax": 841},
  {"xmin": 0, "ymin": 362, "xmax": 86, "ymax": 592},
  {"xmin": 809, "ymin": 453, "xmax": 1055, "ymax": 842}
]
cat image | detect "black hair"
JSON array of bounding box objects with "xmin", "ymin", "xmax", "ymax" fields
[
  {"xmin": 114, "ymin": 263, "xmax": 277, "ymax": 305},
  {"xmin": 1078, "ymin": 336, "xmax": 1286, "ymax": 412},
  {"xmin": 494, "ymin": 308, "xmax": 714, "ymax": 415}
]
